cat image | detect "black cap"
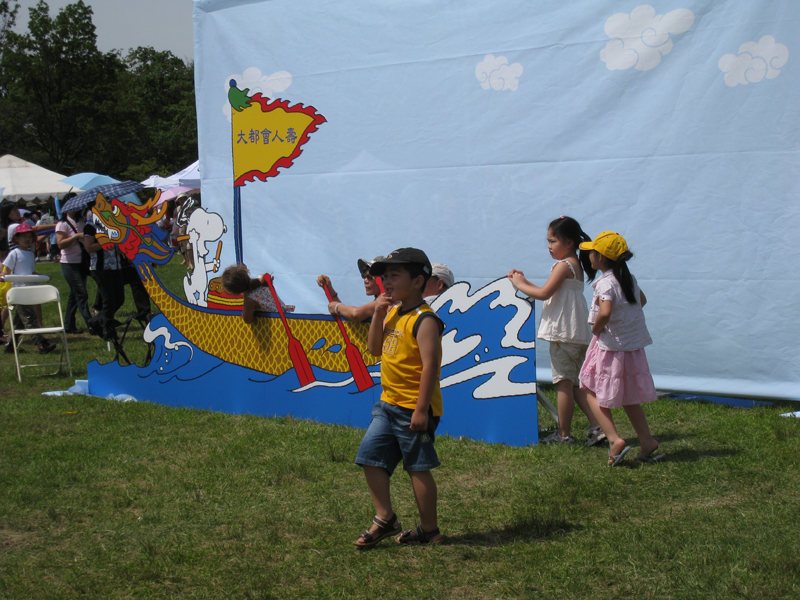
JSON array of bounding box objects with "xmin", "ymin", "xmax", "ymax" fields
[
  {"xmin": 369, "ymin": 248, "xmax": 432, "ymax": 277},
  {"xmin": 357, "ymin": 256, "xmax": 385, "ymax": 277}
]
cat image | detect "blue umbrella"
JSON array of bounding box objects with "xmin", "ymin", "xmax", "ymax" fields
[
  {"xmin": 61, "ymin": 173, "xmax": 119, "ymax": 191},
  {"xmin": 60, "ymin": 181, "xmax": 145, "ymax": 214}
]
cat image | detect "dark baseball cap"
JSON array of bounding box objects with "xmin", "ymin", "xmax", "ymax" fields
[
  {"xmin": 357, "ymin": 255, "xmax": 385, "ymax": 277},
  {"xmin": 369, "ymin": 247, "xmax": 432, "ymax": 277}
]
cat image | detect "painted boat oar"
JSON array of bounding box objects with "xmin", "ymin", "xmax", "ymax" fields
[
  {"xmin": 262, "ymin": 273, "xmax": 315, "ymax": 387},
  {"xmin": 323, "ymin": 283, "xmax": 374, "ymax": 391}
]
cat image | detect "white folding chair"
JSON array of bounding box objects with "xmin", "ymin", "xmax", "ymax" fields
[{"xmin": 7, "ymin": 285, "xmax": 73, "ymax": 382}]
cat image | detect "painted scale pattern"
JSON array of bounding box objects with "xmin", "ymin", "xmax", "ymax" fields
[{"xmin": 140, "ymin": 266, "xmax": 379, "ymax": 377}]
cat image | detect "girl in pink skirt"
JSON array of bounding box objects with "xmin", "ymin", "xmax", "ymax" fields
[{"xmin": 578, "ymin": 232, "xmax": 665, "ymax": 466}]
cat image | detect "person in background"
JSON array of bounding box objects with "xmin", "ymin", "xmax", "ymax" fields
[
  {"xmin": 317, "ymin": 255, "xmax": 384, "ymax": 322},
  {"xmin": 84, "ymin": 221, "xmax": 125, "ymax": 341},
  {"xmin": 0, "ymin": 203, "xmax": 12, "ymax": 261},
  {"xmin": 36, "ymin": 210, "xmax": 56, "ymax": 262},
  {"xmin": 423, "ymin": 262, "xmax": 454, "ymax": 304},
  {"xmin": 1, "ymin": 223, "xmax": 56, "ymax": 354},
  {"xmin": 1, "ymin": 203, "xmax": 50, "ymax": 259},
  {"xmin": 55, "ymin": 208, "xmax": 94, "ymax": 335},
  {"xmin": 121, "ymin": 254, "xmax": 154, "ymax": 325},
  {"xmin": 221, "ymin": 264, "xmax": 293, "ymax": 324},
  {"xmin": 175, "ymin": 193, "xmax": 200, "ymax": 269}
]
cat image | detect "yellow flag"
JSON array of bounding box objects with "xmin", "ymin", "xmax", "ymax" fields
[{"xmin": 231, "ymin": 94, "xmax": 326, "ymax": 186}]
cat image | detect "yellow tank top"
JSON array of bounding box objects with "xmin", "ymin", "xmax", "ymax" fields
[{"xmin": 380, "ymin": 302, "xmax": 444, "ymax": 416}]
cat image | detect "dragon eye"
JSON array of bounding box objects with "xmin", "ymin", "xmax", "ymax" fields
[{"xmin": 112, "ymin": 205, "xmax": 119, "ymax": 216}]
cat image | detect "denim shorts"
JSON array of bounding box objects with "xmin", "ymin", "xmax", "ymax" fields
[{"xmin": 356, "ymin": 401, "xmax": 441, "ymax": 475}]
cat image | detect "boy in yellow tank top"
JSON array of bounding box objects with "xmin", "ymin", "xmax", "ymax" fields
[{"xmin": 353, "ymin": 248, "xmax": 445, "ymax": 547}]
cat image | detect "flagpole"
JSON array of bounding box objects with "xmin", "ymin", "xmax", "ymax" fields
[{"xmin": 233, "ymin": 185, "xmax": 243, "ymax": 264}]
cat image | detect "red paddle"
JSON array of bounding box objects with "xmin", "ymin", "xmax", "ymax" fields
[
  {"xmin": 323, "ymin": 283, "xmax": 374, "ymax": 391},
  {"xmin": 375, "ymin": 276, "xmax": 386, "ymax": 294},
  {"xmin": 262, "ymin": 274, "xmax": 315, "ymax": 387}
]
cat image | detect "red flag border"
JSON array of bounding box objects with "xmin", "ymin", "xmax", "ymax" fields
[{"xmin": 233, "ymin": 94, "xmax": 327, "ymax": 187}]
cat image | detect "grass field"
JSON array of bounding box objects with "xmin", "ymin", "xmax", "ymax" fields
[{"xmin": 2, "ymin": 258, "xmax": 799, "ymax": 598}]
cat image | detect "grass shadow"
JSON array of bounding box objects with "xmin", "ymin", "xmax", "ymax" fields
[
  {"xmin": 657, "ymin": 447, "xmax": 739, "ymax": 463},
  {"xmin": 608, "ymin": 446, "xmax": 739, "ymax": 468},
  {"xmin": 443, "ymin": 514, "xmax": 581, "ymax": 547}
]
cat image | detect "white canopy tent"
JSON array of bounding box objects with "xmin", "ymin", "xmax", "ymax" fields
[
  {"xmin": 141, "ymin": 161, "xmax": 200, "ymax": 192},
  {"xmin": 140, "ymin": 174, "xmax": 180, "ymax": 191},
  {"xmin": 172, "ymin": 160, "xmax": 200, "ymax": 188},
  {"xmin": 0, "ymin": 155, "xmax": 74, "ymax": 205}
]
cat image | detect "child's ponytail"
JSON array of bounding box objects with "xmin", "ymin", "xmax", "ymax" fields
[
  {"xmin": 577, "ymin": 230, "xmax": 597, "ymax": 282},
  {"xmin": 549, "ymin": 216, "xmax": 597, "ymax": 281},
  {"xmin": 610, "ymin": 251, "xmax": 637, "ymax": 304}
]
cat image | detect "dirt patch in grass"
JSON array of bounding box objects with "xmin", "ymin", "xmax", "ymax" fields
[{"xmin": 0, "ymin": 528, "xmax": 37, "ymax": 550}]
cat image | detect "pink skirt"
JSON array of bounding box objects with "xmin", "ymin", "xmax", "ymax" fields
[{"xmin": 579, "ymin": 337, "xmax": 657, "ymax": 408}]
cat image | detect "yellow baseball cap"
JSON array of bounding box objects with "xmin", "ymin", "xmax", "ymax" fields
[{"xmin": 579, "ymin": 231, "xmax": 628, "ymax": 261}]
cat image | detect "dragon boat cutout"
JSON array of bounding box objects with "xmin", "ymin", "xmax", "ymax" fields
[
  {"xmin": 90, "ymin": 191, "xmax": 378, "ymax": 381},
  {"xmin": 86, "ymin": 83, "xmax": 540, "ymax": 446}
]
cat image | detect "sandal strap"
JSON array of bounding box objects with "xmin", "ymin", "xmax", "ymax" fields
[
  {"xmin": 372, "ymin": 513, "xmax": 397, "ymax": 529},
  {"xmin": 360, "ymin": 528, "xmax": 376, "ymax": 542},
  {"xmin": 398, "ymin": 524, "xmax": 441, "ymax": 544},
  {"xmin": 357, "ymin": 513, "xmax": 400, "ymax": 545},
  {"xmin": 417, "ymin": 524, "xmax": 440, "ymax": 542}
]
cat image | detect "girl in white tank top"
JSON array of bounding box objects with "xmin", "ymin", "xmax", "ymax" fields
[{"xmin": 507, "ymin": 216, "xmax": 603, "ymax": 445}]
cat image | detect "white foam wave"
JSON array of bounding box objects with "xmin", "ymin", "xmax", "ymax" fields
[
  {"xmin": 293, "ymin": 371, "xmax": 380, "ymax": 393},
  {"xmin": 440, "ymin": 355, "xmax": 536, "ymax": 398},
  {"xmin": 432, "ymin": 278, "xmax": 535, "ymax": 353},
  {"xmin": 440, "ymin": 331, "xmax": 481, "ymax": 368},
  {"xmin": 144, "ymin": 325, "xmax": 194, "ymax": 359}
]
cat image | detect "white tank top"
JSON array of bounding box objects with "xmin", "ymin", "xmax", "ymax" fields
[{"xmin": 536, "ymin": 260, "xmax": 592, "ymax": 345}]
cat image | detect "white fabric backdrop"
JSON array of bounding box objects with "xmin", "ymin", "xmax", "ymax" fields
[{"xmin": 192, "ymin": 0, "xmax": 800, "ymax": 400}]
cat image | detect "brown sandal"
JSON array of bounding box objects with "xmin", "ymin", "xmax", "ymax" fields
[
  {"xmin": 395, "ymin": 524, "xmax": 442, "ymax": 545},
  {"xmin": 353, "ymin": 514, "xmax": 402, "ymax": 548}
]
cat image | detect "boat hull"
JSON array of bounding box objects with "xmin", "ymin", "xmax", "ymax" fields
[{"xmin": 139, "ymin": 264, "xmax": 378, "ymax": 377}]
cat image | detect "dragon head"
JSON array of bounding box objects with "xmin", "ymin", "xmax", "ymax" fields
[{"xmin": 90, "ymin": 191, "xmax": 173, "ymax": 267}]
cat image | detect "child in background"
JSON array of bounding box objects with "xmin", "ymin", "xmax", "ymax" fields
[
  {"xmin": 507, "ymin": 216, "xmax": 604, "ymax": 446},
  {"xmin": 578, "ymin": 231, "xmax": 664, "ymax": 466},
  {"xmin": 1, "ymin": 223, "xmax": 56, "ymax": 354},
  {"xmin": 221, "ymin": 264, "xmax": 294, "ymax": 324},
  {"xmin": 354, "ymin": 248, "xmax": 444, "ymax": 547}
]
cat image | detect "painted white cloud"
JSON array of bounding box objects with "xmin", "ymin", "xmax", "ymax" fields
[
  {"xmin": 475, "ymin": 54, "xmax": 523, "ymax": 91},
  {"xmin": 222, "ymin": 67, "xmax": 292, "ymax": 121},
  {"xmin": 718, "ymin": 35, "xmax": 789, "ymax": 87},
  {"xmin": 600, "ymin": 5, "xmax": 694, "ymax": 72}
]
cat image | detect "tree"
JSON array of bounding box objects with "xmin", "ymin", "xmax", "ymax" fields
[
  {"xmin": 118, "ymin": 46, "xmax": 197, "ymax": 179},
  {"xmin": 0, "ymin": 1, "xmax": 124, "ymax": 172},
  {"xmin": 0, "ymin": 1, "xmax": 198, "ymax": 180},
  {"xmin": 0, "ymin": 2, "xmax": 19, "ymax": 149},
  {"xmin": 0, "ymin": 1, "xmax": 18, "ymax": 55}
]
